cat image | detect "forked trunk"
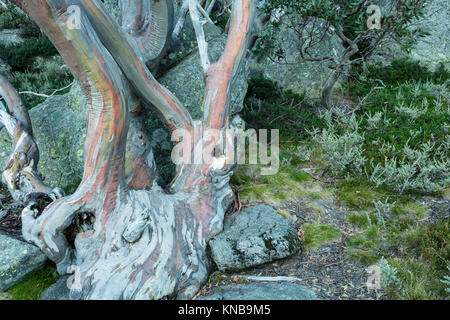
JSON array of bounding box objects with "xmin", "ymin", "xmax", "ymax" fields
[{"xmin": 11, "ymin": 0, "xmax": 254, "ymax": 299}]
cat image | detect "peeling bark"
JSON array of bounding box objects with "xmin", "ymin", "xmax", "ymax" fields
[
  {"xmin": 11, "ymin": 0, "xmax": 255, "ymax": 300},
  {"xmin": 120, "ymin": 0, "xmax": 174, "ymax": 69}
]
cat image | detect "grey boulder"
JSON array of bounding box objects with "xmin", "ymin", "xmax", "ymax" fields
[
  {"xmin": 0, "ymin": 232, "xmax": 47, "ymax": 291},
  {"xmin": 209, "ymin": 205, "xmax": 301, "ymax": 271},
  {"xmin": 375, "ymin": 0, "xmax": 449, "ymax": 69},
  {"xmin": 408, "ymin": 0, "xmax": 449, "ymax": 68},
  {"xmin": 0, "ymin": 83, "xmax": 86, "ymax": 193}
]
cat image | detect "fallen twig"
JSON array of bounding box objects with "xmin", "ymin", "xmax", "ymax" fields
[{"xmin": 19, "ymin": 81, "xmax": 74, "ymax": 99}]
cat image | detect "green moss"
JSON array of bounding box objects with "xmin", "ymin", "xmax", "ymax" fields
[
  {"xmin": 284, "ymin": 166, "xmax": 311, "ymax": 183},
  {"xmin": 364, "ymin": 225, "xmax": 380, "ymax": 239},
  {"xmin": 347, "ymin": 234, "xmax": 378, "ymax": 250},
  {"xmin": 347, "ymin": 213, "xmax": 371, "ymax": 228},
  {"xmin": 401, "ymin": 219, "xmax": 449, "ymax": 270},
  {"xmin": 8, "ymin": 265, "xmax": 58, "ymax": 300},
  {"xmin": 302, "ymin": 223, "xmax": 342, "ymax": 248},
  {"xmin": 345, "ymin": 247, "xmax": 379, "ymax": 265},
  {"xmin": 345, "ymin": 230, "xmax": 381, "ymax": 265},
  {"xmin": 336, "ymin": 180, "xmax": 398, "ymax": 210},
  {"xmin": 346, "ymin": 207, "xmax": 448, "ymax": 298},
  {"xmin": 380, "ymin": 219, "xmax": 449, "ymax": 299},
  {"xmin": 232, "ymin": 159, "xmax": 332, "ymax": 204}
]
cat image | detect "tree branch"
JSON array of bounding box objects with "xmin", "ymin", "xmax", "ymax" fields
[
  {"xmin": 79, "ymin": 0, "xmax": 193, "ymax": 132},
  {"xmin": 0, "ymin": 101, "xmax": 17, "ymax": 137},
  {"xmin": 203, "ymin": 0, "xmax": 256, "ymax": 130},
  {"xmin": 19, "ymin": 81, "xmax": 74, "ymax": 99},
  {"xmin": 189, "ymin": 0, "xmax": 212, "ymax": 71},
  {"xmin": 172, "ymin": 0, "xmax": 190, "ymax": 41}
]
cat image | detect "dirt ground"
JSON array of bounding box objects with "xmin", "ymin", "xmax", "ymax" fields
[{"xmin": 200, "ymin": 195, "xmax": 389, "ymax": 300}]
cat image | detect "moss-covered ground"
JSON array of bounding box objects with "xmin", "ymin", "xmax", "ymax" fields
[
  {"xmin": 6, "ymin": 265, "xmax": 58, "ymax": 300},
  {"xmin": 235, "ymin": 59, "xmax": 449, "ymax": 299}
]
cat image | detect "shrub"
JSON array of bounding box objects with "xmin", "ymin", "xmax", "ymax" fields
[
  {"xmin": 309, "ymin": 109, "xmax": 366, "ymax": 177},
  {"xmin": 441, "ymin": 266, "xmax": 450, "ymax": 295},
  {"xmin": 242, "ymin": 76, "xmax": 324, "ymax": 141},
  {"xmin": 337, "ymin": 59, "xmax": 450, "ymax": 193},
  {"xmin": 4, "ymin": 56, "xmax": 73, "ymax": 109},
  {"xmin": 379, "ymin": 257, "xmax": 403, "ymax": 291},
  {"xmin": 363, "ymin": 59, "xmax": 450, "ymax": 85},
  {"xmin": 0, "ymin": 37, "xmax": 58, "ymax": 71},
  {"xmin": 368, "ymin": 141, "xmax": 449, "ymax": 193}
]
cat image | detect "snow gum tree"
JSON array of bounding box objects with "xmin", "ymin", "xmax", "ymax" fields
[{"xmin": 0, "ymin": 0, "xmax": 256, "ymax": 299}]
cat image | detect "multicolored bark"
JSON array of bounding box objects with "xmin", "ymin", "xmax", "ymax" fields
[{"xmin": 8, "ymin": 0, "xmax": 255, "ymax": 300}]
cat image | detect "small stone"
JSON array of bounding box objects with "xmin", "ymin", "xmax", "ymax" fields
[{"xmin": 197, "ymin": 283, "xmax": 318, "ymax": 300}]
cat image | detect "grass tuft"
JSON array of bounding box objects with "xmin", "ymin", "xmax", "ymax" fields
[
  {"xmin": 302, "ymin": 223, "xmax": 342, "ymax": 248},
  {"xmin": 8, "ymin": 265, "xmax": 58, "ymax": 300}
]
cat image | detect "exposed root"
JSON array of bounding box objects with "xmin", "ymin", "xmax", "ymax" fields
[{"xmin": 21, "ymin": 191, "xmax": 90, "ymax": 274}]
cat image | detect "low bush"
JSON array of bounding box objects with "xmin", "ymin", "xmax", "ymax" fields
[
  {"xmin": 0, "ymin": 3, "xmax": 40, "ymax": 38},
  {"xmin": 242, "ymin": 76, "xmax": 324, "ymax": 142},
  {"xmin": 313, "ymin": 59, "xmax": 450, "ymax": 193}
]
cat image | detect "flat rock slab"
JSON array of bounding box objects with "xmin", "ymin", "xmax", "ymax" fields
[
  {"xmin": 40, "ymin": 276, "xmax": 70, "ymax": 300},
  {"xmin": 209, "ymin": 205, "xmax": 301, "ymax": 271},
  {"xmin": 0, "ymin": 233, "xmax": 47, "ymax": 291},
  {"xmin": 198, "ymin": 283, "xmax": 318, "ymax": 300}
]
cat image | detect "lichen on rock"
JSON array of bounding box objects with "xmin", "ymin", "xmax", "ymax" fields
[{"xmin": 209, "ymin": 205, "xmax": 301, "ymax": 271}]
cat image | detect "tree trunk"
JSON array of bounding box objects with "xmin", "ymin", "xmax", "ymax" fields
[
  {"xmin": 11, "ymin": 0, "xmax": 255, "ymax": 300},
  {"xmin": 321, "ymin": 30, "xmax": 359, "ymax": 109}
]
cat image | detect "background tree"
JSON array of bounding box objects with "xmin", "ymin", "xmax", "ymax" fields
[
  {"xmin": 256, "ymin": 0, "xmax": 429, "ymax": 108},
  {"xmin": 0, "ymin": 0, "xmax": 255, "ymax": 299}
]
